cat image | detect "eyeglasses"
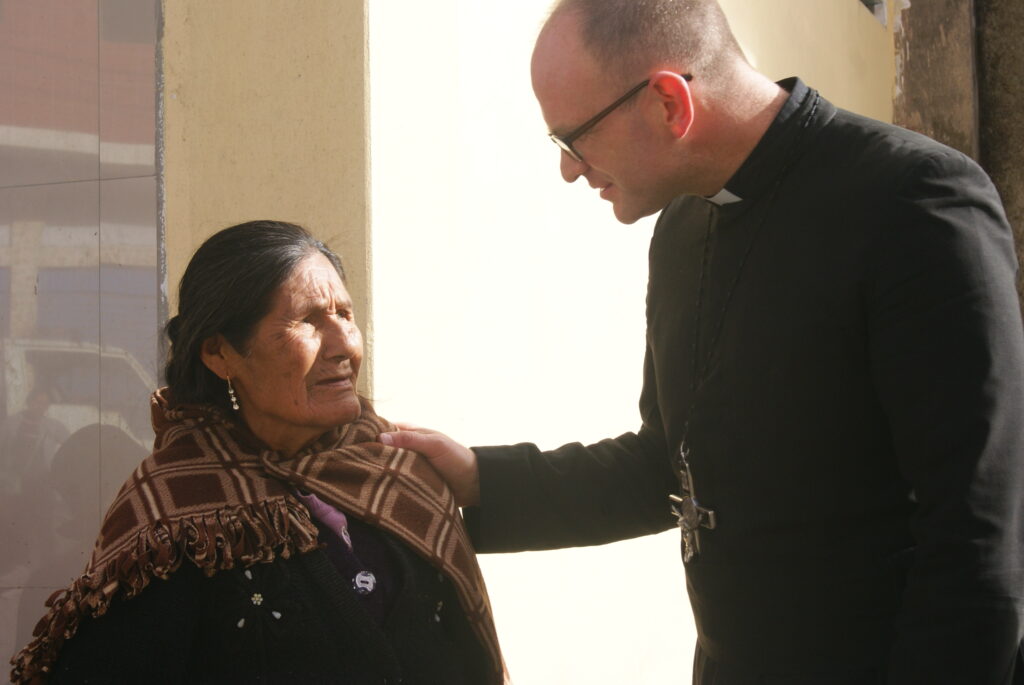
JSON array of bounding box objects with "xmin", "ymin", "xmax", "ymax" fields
[{"xmin": 549, "ymin": 73, "xmax": 693, "ymax": 163}]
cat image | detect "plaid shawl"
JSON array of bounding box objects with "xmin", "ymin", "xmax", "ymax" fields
[{"xmin": 11, "ymin": 389, "xmax": 507, "ymax": 684}]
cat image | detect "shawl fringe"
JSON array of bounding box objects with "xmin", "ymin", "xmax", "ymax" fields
[{"xmin": 10, "ymin": 496, "xmax": 319, "ymax": 684}]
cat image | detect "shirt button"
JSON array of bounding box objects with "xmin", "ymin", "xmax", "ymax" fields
[{"xmin": 353, "ymin": 570, "xmax": 377, "ymax": 595}]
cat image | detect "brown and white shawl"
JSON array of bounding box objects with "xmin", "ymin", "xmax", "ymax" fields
[{"xmin": 10, "ymin": 389, "xmax": 507, "ymax": 684}]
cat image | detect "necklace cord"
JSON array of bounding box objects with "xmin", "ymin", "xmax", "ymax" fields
[
  {"xmin": 681, "ymin": 91, "xmax": 821, "ymax": 454},
  {"xmin": 688, "ymin": 92, "xmax": 821, "ymax": 396},
  {"xmin": 672, "ymin": 91, "xmax": 822, "ymax": 561}
]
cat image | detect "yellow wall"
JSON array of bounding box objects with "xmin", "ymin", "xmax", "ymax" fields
[
  {"xmin": 158, "ymin": 2, "xmax": 898, "ymax": 676},
  {"xmin": 370, "ymin": 2, "xmax": 898, "ymax": 683},
  {"xmin": 721, "ymin": 0, "xmax": 896, "ymax": 122},
  {"xmin": 160, "ymin": 0, "xmax": 372, "ymax": 390},
  {"xmin": 158, "ymin": 0, "xmax": 894, "ymax": 403}
]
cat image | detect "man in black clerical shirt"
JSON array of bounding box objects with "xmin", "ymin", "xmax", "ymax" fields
[{"xmin": 381, "ymin": 0, "xmax": 1024, "ymax": 682}]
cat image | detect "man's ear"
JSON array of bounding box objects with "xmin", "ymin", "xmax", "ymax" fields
[
  {"xmin": 199, "ymin": 334, "xmax": 232, "ymax": 379},
  {"xmin": 649, "ymin": 71, "xmax": 694, "ymax": 139}
]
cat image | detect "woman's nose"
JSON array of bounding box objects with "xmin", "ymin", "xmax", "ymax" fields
[
  {"xmin": 560, "ymin": 149, "xmax": 588, "ymax": 183},
  {"xmin": 323, "ymin": 317, "xmax": 361, "ymax": 360}
]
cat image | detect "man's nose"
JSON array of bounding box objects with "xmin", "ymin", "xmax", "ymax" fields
[{"xmin": 560, "ymin": 150, "xmax": 588, "ymax": 183}]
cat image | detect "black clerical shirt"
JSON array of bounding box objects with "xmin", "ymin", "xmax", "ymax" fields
[{"xmin": 467, "ymin": 79, "xmax": 1024, "ymax": 682}]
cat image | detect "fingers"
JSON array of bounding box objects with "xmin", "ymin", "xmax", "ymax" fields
[
  {"xmin": 379, "ymin": 429, "xmax": 441, "ymax": 453},
  {"xmin": 377, "ymin": 426, "xmax": 481, "ymax": 507}
]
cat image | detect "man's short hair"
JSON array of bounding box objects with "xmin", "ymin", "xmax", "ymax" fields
[{"xmin": 550, "ymin": 0, "xmax": 745, "ymax": 86}]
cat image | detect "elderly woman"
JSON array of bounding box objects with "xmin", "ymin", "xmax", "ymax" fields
[{"xmin": 11, "ymin": 221, "xmax": 506, "ymax": 684}]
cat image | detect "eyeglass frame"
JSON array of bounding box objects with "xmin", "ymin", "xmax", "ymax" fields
[{"xmin": 548, "ymin": 73, "xmax": 694, "ymax": 163}]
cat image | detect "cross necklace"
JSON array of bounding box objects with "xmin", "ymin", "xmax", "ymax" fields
[{"xmin": 671, "ymin": 91, "xmax": 821, "ymax": 563}]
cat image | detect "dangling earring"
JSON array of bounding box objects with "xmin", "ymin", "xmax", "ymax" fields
[{"xmin": 227, "ymin": 377, "xmax": 240, "ymax": 411}]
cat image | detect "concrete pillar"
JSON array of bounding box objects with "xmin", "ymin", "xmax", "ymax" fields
[
  {"xmin": 975, "ymin": 0, "xmax": 1024, "ymax": 303},
  {"xmin": 892, "ymin": 0, "xmax": 980, "ymax": 159},
  {"xmin": 159, "ymin": 0, "xmax": 373, "ymax": 390}
]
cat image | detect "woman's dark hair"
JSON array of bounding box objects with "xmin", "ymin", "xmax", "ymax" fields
[{"xmin": 164, "ymin": 220, "xmax": 345, "ymax": 407}]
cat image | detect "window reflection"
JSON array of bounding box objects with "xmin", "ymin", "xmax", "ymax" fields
[
  {"xmin": 0, "ymin": 268, "xmax": 9, "ymax": 337},
  {"xmin": 0, "ymin": 0, "xmax": 159, "ymax": 663}
]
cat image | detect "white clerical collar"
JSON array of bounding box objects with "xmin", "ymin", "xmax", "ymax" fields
[{"xmin": 704, "ymin": 188, "xmax": 743, "ymax": 205}]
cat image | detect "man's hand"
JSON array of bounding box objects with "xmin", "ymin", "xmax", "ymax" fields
[{"xmin": 379, "ymin": 424, "xmax": 481, "ymax": 507}]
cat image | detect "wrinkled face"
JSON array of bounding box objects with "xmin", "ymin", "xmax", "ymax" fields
[
  {"xmin": 531, "ymin": 13, "xmax": 683, "ymax": 224},
  {"xmin": 222, "ymin": 252, "xmax": 363, "ymax": 453}
]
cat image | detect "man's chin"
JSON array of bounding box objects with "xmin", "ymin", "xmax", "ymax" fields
[{"xmin": 611, "ymin": 201, "xmax": 659, "ymax": 225}]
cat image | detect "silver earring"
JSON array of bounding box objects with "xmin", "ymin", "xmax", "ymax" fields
[{"xmin": 227, "ymin": 377, "xmax": 240, "ymax": 411}]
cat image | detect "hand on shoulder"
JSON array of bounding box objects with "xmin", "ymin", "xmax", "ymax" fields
[{"xmin": 380, "ymin": 424, "xmax": 481, "ymax": 507}]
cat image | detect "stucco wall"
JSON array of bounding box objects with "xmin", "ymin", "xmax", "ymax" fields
[
  {"xmin": 976, "ymin": 0, "xmax": 1024, "ymax": 304},
  {"xmin": 155, "ymin": 1, "xmax": 901, "ymax": 680},
  {"xmin": 721, "ymin": 0, "xmax": 895, "ymax": 122},
  {"xmin": 891, "ymin": 0, "xmax": 1024, "ymax": 310},
  {"xmin": 160, "ymin": 0, "xmax": 372, "ymax": 388},
  {"xmin": 892, "ymin": 0, "xmax": 980, "ymax": 159},
  {"xmin": 369, "ymin": 2, "xmax": 897, "ymax": 683}
]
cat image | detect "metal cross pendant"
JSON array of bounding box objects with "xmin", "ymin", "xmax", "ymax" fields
[{"xmin": 670, "ymin": 444, "xmax": 717, "ymax": 563}]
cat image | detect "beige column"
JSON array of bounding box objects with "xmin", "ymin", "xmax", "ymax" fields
[{"xmin": 159, "ymin": 0, "xmax": 372, "ymax": 390}]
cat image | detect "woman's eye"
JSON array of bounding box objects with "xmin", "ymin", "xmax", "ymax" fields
[{"xmin": 301, "ymin": 307, "xmax": 351, "ymax": 324}]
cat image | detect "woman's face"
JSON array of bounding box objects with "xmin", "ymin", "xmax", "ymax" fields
[{"xmin": 211, "ymin": 252, "xmax": 363, "ymax": 454}]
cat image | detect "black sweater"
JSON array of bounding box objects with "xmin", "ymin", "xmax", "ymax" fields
[{"xmin": 49, "ymin": 537, "xmax": 492, "ymax": 684}]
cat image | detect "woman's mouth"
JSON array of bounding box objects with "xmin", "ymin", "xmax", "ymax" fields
[{"xmin": 314, "ymin": 375, "xmax": 353, "ymax": 390}]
